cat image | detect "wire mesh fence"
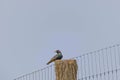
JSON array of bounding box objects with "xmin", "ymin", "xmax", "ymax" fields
[
  {"xmin": 15, "ymin": 64, "xmax": 55, "ymax": 80},
  {"xmin": 14, "ymin": 44, "xmax": 120, "ymax": 80}
]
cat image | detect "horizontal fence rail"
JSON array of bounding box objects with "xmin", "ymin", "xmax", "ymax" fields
[{"xmin": 14, "ymin": 44, "xmax": 120, "ymax": 80}]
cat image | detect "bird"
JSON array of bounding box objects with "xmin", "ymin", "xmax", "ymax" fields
[{"xmin": 47, "ymin": 50, "xmax": 63, "ymax": 65}]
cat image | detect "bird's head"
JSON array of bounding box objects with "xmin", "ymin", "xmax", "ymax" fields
[{"xmin": 55, "ymin": 50, "xmax": 61, "ymax": 54}]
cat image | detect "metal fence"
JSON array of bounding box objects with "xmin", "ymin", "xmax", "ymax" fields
[{"xmin": 14, "ymin": 44, "xmax": 120, "ymax": 80}]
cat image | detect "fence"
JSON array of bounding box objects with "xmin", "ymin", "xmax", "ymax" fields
[{"xmin": 14, "ymin": 44, "xmax": 120, "ymax": 80}]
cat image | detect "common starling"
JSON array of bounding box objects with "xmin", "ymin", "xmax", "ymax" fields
[{"xmin": 47, "ymin": 50, "xmax": 63, "ymax": 65}]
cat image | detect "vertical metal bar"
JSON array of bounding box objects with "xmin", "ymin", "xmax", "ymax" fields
[
  {"xmin": 26, "ymin": 74, "xmax": 28, "ymax": 80},
  {"xmin": 42, "ymin": 69, "xmax": 43, "ymax": 80},
  {"xmin": 38, "ymin": 70, "xmax": 40, "ymax": 80},
  {"xmin": 80, "ymin": 56, "xmax": 83, "ymax": 80},
  {"xmin": 117, "ymin": 44, "xmax": 120, "ymax": 67},
  {"xmin": 91, "ymin": 52, "xmax": 94, "ymax": 80},
  {"xmin": 101, "ymin": 49, "xmax": 105, "ymax": 80},
  {"xmin": 35, "ymin": 71, "xmax": 37, "ymax": 80},
  {"xmin": 117, "ymin": 44, "xmax": 120, "ymax": 80},
  {"xmin": 110, "ymin": 46, "xmax": 114, "ymax": 80},
  {"xmin": 29, "ymin": 73, "xmax": 30, "ymax": 80},
  {"xmin": 53, "ymin": 64, "xmax": 55, "ymax": 80},
  {"xmin": 45, "ymin": 68, "xmax": 46, "ymax": 80},
  {"xmin": 40, "ymin": 69, "xmax": 42, "ymax": 80},
  {"xmin": 114, "ymin": 45, "xmax": 117, "ymax": 68},
  {"xmin": 23, "ymin": 75, "xmax": 25, "ymax": 80},
  {"xmin": 51, "ymin": 65, "xmax": 52, "ymax": 80},
  {"xmin": 32, "ymin": 72, "xmax": 34, "ymax": 80},
  {"xmin": 20, "ymin": 76, "xmax": 22, "ymax": 80},
  {"xmin": 43, "ymin": 69, "xmax": 44, "ymax": 80},
  {"xmin": 87, "ymin": 53, "xmax": 90, "ymax": 80},
  {"xmin": 76, "ymin": 57, "xmax": 79, "ymax": 80},
  {"xmin": 98, "ymin": 50, "xmax": 102, "ymax": 80},
  {"xmin": 94, "ymin": 51, "xmax": 98, "ymax": 80},
  {"xmin": 21, "ymin": 76, "xmax": 23, "ymax": 80},
  {"xmin": 89, "ymin": 53, "xmax": 92, "ymax": 80},
  {"xmin": 114, "ymin": 45, "xmax": 118, "ymax": 80},
  {"xmin": 105, "ymin": 48, "xmax": 110, "ymax": 80},
  {"xmin": 83, "ymin": 55, "xmax": 87, "ymax": 80}
]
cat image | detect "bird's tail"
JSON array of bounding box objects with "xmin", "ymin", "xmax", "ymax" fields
[
  {"xmin": 47, "ymin": 59, "xmax": 54, "ymax": 65},
  {"xmin": 47, "ymin": 61, "xmax": 51, "ymax": 65}
]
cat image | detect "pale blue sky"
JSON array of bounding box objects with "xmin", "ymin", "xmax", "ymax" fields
[{"xmin": 0, "ymin": 0, "xmax": 120, "ymax": 80}]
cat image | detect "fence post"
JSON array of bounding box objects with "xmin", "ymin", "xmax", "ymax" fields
[{"xmin": 55, "ymin": 59, "xmax": 78, "ymax": 80}]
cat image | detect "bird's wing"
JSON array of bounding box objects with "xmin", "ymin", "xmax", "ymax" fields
[
  {"xmin": 51, "ymin": 54, "xmax": 58, "ymax": 61},
  {"xmin": 47, "ymin": 54, "xmax": 58, "ymax": 65}
]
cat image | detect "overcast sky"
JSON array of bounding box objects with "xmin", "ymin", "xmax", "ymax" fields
[{"xmin": 0, "ymin": 0, "xmax": 120, "ymax": 80}]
